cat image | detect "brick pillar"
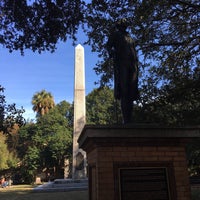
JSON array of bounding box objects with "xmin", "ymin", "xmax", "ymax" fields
[{"xmin": 78, "ymin": 125, "xmax": 200, "ymax": 200}]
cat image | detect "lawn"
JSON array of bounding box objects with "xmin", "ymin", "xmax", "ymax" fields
[
  {"xmin": 0, "ymin": 185, "xmax": 88, "ymax": 200},
  {"xmin": 1, "ymin": 185, "xmax": 200, "ymax": 200}
]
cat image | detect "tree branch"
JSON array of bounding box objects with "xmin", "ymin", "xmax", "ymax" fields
[{"xmin": 177, "ymin": 0, "xmax": 200, "ymax": 10}]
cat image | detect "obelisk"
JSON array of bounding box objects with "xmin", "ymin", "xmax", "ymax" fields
[{"xmin": 72, "ymin": 44, "xmax": 87, "ymax": 179}]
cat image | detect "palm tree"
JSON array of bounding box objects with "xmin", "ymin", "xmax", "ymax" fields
[{"xmin": 32, "ymin": 90, "xmax": 55, "ymax": 117}]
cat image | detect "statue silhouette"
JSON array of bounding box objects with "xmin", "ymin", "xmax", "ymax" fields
[{"xmin": 107, "ymin": 19, "xmax": 139, "ymax": 124}]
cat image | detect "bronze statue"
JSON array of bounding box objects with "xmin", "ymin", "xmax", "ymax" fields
[{"xmin": 107, "ymin": 19, "xmax": 139, "ymax": 124}]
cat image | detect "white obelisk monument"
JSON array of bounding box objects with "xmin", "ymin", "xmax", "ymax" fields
[{"xmin": 72, "ymin": 44, "xmax": 87, "ymax": 179}]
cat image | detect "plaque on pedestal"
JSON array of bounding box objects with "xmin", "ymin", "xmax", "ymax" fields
[{"xmin": 120, "ymin": 167, "xmax": 170, "ymax": 200}]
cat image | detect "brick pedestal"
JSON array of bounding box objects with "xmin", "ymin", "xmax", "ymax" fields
[{"xmin": 78, "ymin": 125, "xmax": 200, "ymax": 200}]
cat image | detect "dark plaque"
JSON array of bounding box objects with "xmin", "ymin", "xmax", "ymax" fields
[{"xmin": 119, "ymin": 167, "xmax": 170, "ymax": 200}]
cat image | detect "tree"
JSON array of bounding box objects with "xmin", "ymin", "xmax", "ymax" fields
[
  {"xmin": 36, "ymin": 104, "xmax": 72, "ymax": 170},
  {"xmin": 16, "ymin": 122, "xmax": 41, "ymax": 182},
  {"xmin": 0, "ymin": 85, "xmax": 25, "ymax": 134},
  {"xmin": 84, "ymin": 0, "xmax": 200, "ymax": 127},
  {"xmin": 0, "ymin": 0, "xmax": 84, "ymax": 54},
  {"xmin": 0, "ymin": 86, "xmax": 24, "ymax": 179},
  {"xmin": 32, "ymin": 89, "xmax": 55, "ymax": 117},
  {"xmin": 0, "ymin": 132, "xmax": 19, "ymax": 170},
  {"xmin": 86, "ymin": 87, "xmax": 122, "ymax": 124},
  {"xmin": 17, "ymin": 100, "xmax": 72, "ymax": 182},
  {"xmin": 84, "ymin": 0, "xmax": 199, "ymax": 85},
  {"xmin": 56, "ymin": 100, "xmax": 73, "ymax": 128},
  {"xmin": 1, "ymin": 1, "xmax": 199, "ymax": 94}
]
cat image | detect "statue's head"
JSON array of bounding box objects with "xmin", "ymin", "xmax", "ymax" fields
[{"xmin": 116, "ymin": 18, "xmax": 129, "ymax": 30}]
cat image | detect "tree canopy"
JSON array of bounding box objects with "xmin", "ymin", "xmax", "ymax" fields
[
  {"xmin": 1, "ymin": 1, "xmax": 199, "ymax": 88},
  {"xmin": 84, "ymin": 0, "xmax": 199, "ymax": 89},
  {"xmin": 86, "ymin": 87, "xmax": 122, "ymax": 124},
  {"xmin": 0, "ymin": 132, "xmax": 18, "ymax": 170},
  {"xmin": 32, "ymin": 90, "xmax": 55, "ymax": 117},
  {"xmin": 0, "ymin": 0, "xmax": 84, "ymax": 53},
  {"xmin": 17, "ymin": 100, "xmax": 73, "ymax": 182},
  {"xmin": 84, "ymin": 0, "xmax": 200, "ymax": 126},
  {"xmin": 0, "ymin": 85, "xmax": 25, "ymax": 133}
]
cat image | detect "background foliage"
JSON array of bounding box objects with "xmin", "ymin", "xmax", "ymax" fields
[{"xmin": 16, "ymin": 100, "xmax": 73, "ymax": 182}]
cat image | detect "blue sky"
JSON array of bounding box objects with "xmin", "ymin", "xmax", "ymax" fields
[{"xmin": 0, "ymin": 33, "xmax": 99, "ymax": 120}]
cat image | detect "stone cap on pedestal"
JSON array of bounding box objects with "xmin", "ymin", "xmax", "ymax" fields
[{"xmin": 78, "ymin": 124, "xmax": 200, "ymax": 151}]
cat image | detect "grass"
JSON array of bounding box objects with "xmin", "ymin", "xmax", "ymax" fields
[
  {"xmin": 0, "ymin": 185, "xmax": 88, "ymax": 200},
  {"xmin": 1, "ymin": 184, "xmax": 200, "ymax": 200}
]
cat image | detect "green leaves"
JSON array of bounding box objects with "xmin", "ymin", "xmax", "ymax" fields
[
  {"xmin": 37, "ymin": 106, "xmax": 72, "ymax": 162},
  {"xmin": 32, "ymin": 90, "xmax": 55, "ymax": 117},
  {"xmin": 0, "ymin": 85, "xmax": 25, "ymax": 134},
  {"xmin": 17, "ymin": 100, "xmax": 72, "ymax": 182},
  {"xmin": 0, "ymin": 0, "xmax": 84, "ymax": 53},
  {"xmin": 0, "ymin": 133, "xmax": 19, "ymax": 170},
  {"xmin": 86, "ymin": 87, "xmax": 122, "ymax": 124},
  {"xmin": 1, "ymin": 1, "xmax": 199, "ymax": 106},
  {"xmin": 24, "ymin": 146, "xmax": 40, "ymax": 170}
]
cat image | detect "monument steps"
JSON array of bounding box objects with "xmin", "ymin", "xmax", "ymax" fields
[
  {"xmin": 33, "ymin": 179, "xmax": 88, "ymax": 192},
  {"xmin": 53, "ymin": 178, "xmax": 88, "ymax": 187}
]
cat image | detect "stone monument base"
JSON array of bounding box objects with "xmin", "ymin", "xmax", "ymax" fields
[{"xmin": 78, "ymin": 125, "xmax": 200, "ymax": 200}]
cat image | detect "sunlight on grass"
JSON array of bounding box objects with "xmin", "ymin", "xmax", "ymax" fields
[
  {"xmin": 0, "ymin": 185, "xmax": 88, "ymax": 200},
  {"xmin": 1, "ymin": 185, "xmax": 200, "ymax": 200}
]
